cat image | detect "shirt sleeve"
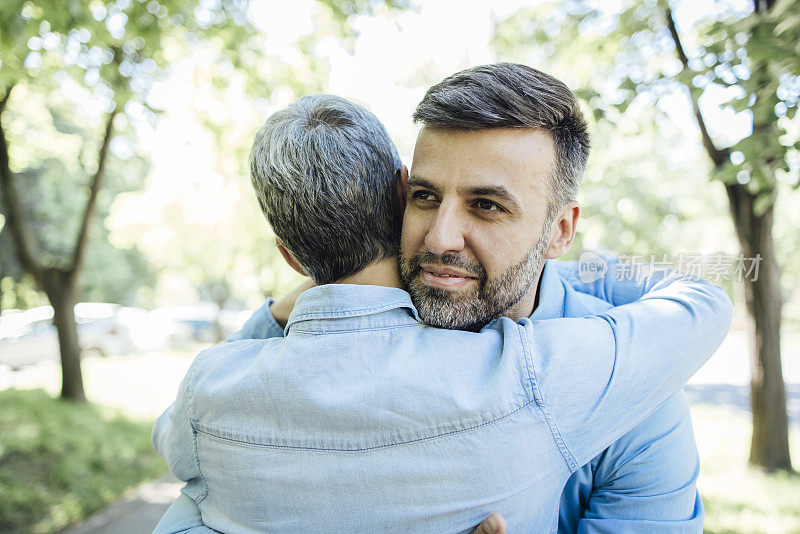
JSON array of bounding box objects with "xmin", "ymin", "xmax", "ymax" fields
[
  {"xmin": 571, "ymin": 393, "xmax": 704, "ymax": 534},
  {"xmin": 225, "ymin": 298, "xmax": 284, "ymax": 341},
  {"xmin": 552, "ymin": 255, "xmax": 682, "ymax": 306},
  {"xmin": 520, "ymin": 271, "xmax": 732, "ymax": 468},
  {"xmin": 152, "ymin": 352, "xmax": 208, "ymax": 483}
]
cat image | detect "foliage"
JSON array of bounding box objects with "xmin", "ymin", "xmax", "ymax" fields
[
  {"xmin": 0, "ymin": 274, "xmax": 46, "ymax": 310},
  {"xmin": 493, "ymin": 0, "xmax": 800, "ymax": 294},
  {"xmin": 2, "ymin": 81, "xmax": 155, "ymax": 304},
  {"xmin": 0, "ymin": 0, "xmax": 262, "ymax": 399},
  {"xmin": 566, "ymin": 98, "xmax": 733, "ymax": 258},
  {"xmin": 0, "ymin": 388, "xmax": 167, "ymax": 533},
  {"xmin": 0, "ymin": 0, "xmax": 412, "ymax": 310},
  {"xmin": 0, "ymin": 0, "xmax": 255, "ymax": 104},
  {"xmin": 0, "ymin": 0, "xmax": 261, "ymax": 279}
]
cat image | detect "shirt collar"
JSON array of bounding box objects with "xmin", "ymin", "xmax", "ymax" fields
[
  {"xmin": 284, "ymin": 260, "xmax": 567, "ymax": 334},
  {"xmin": 529, "ymin": 260, "xmax": 567, "ymax": 320},
  {"xmin": 285, "ymin": 284, "xmax": 421, "ymax": 335}
]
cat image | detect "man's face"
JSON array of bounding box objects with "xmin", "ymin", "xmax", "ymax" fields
[{"xmin": 399, "ymin": 127, "xmax": 558, "ymax": 331}]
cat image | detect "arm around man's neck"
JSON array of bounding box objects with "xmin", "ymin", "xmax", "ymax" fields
[
  {"xmin": 521, "ymin": 266, "xmax": 732, "ymax": 469},
  {"xmin": 228, "ymin": 254, "xmax": 728, "ymax": 343},
  {"xmin": 226, "ymin": 279, "xmax": 316, "ymax": 341},
  {"xmin": 550, "ymin": 253, "xmax": 680, "ymax": 306}
]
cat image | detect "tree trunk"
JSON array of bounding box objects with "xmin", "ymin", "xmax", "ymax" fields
[
  {"xmin": 665, "ymin": 0, "xmax": 792, "ymax": 472},
  {"xmin": 726, "ymin": 183, "xmax": 791, "ymax": 471},
  {"xmin": 1, "ymin": 86, "xmax": 117, "ymax": 402},
  {"xmin": 43, "ymin": 268, "xmax": 86, "ymax": 402}
]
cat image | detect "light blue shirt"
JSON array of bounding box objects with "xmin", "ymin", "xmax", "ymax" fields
[
  {"xmin": 152, "ymin": 259, "xmax": 731, "ymax": 533},
  {"xmin": 544, "ymin": 262, "xmax": 705, "ymax": 533}
]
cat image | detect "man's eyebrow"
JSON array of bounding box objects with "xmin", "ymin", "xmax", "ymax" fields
[
  {"xmin": 407, "ymin": 176, "xmax": 440, "ymax": 192},
  {"xmin": 407, "ymin": 176, "xmax": 523, "ymax": 212},
  {"xmin": 467, "ymin": 185, "xmax": 522, "ymax": 212}
]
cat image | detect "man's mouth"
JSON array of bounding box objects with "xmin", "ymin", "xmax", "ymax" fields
[{"xmin": 419, "ymin": 264, "xmax": 478, "ymax": 289}]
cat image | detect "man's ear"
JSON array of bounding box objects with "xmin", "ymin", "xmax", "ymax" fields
[
  {"xmin": 276, "ymin": 239, "xmax": 309, "ymax": 277},
  {"xmin": 545, "ymin": 201, "xmax": 580, "ymax": 259},
  {"xmin": 397, "ymin": 165, "xmax": 409, "ymax": 212}
]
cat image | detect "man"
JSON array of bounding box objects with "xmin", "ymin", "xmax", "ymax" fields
[
  {"xmin": 402, "ymin": 63, "xmax": 708, "ymax": 532},
  {"xmin": 152, "ymin": 82, "xmax": 731, "ymax": 532}
]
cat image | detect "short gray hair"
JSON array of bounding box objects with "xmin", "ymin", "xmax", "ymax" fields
[
  {"xmin": 250, "ymin": 95, "xmax": 403, "ymax": 284},
  {"xmin": 413, "ymin": 63, "xmax": 590, "ymax": 215}
]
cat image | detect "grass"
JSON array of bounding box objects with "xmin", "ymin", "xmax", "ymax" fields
[
  {"xmin": 691, "ymin": 404, "xmax": 800, "ymax": 534},
  {"xmin": 0, "ymin": 388, "xmax": 168, "ymax": 534}
]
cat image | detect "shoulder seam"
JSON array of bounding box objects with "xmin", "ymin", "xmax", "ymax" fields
[
  {"xmin": 186, "ymin": 349, "xmax": 220, "ymax": 504},
  {"xmin": 518, "ymin": 322, "xmax": 578, "ymax": 472}
]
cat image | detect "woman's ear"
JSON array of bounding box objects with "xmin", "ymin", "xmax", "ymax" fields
[
  {"xmin": 276, "ymin": 239, "xmax": 309, "ymax": 276},
  {"xmin": 397, "ymin": 165, "xmax": 409, "ymax": 212}
]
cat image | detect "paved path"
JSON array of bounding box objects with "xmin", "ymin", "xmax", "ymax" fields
[{"xmin": 61, "ymin": 474, "xmax": 183, "ymax": 534}]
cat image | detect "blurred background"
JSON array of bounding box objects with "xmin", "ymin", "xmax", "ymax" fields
[{"xmin": 0, "ymin": 0, "xmax": 798, "ymax": 532}]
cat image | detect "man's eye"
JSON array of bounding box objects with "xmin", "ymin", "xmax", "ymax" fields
[
  {"xmin": 411, "ymin": 190, "xmax": 435, "ymax": 201},
  {"xmin": 474, "ymin": 199, "xmax": 503, "ymax": 212}
]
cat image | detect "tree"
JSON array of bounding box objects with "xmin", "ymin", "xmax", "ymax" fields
[
  {"xmin": 0, "ymin": 0, "xmax": 260, "ymax": 401},
  {"xmin": 664, "ymin": 0, "xmax": 798, "ymax": 471},
  {"xmin": 494, "ymin": 0, "xmax": 799, "ymax": 470},
  {"xmin": 3, "ymin": 90, "xmax": 155, "ymax": 306}
]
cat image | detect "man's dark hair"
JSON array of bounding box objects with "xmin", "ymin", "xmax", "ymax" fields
[
  {"xmin": 413, "ymin": 63, "xmax": 590, "ymax": 213},
  {"xmin": 250, "ymin": 95, "xmax": 403, "ymax": 284}
]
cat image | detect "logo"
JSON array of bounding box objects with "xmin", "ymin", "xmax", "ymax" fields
[{"xmin": 578, "ymin": 250, "xmax": 608, "ymax": 283}]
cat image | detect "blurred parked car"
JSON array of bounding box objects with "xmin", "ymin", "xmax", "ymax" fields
[
  {"xmin": 0, "ymin": 303, "xmax": 173, "ymax": 370},
  {"xmin": 150, "ymin": 303, "xmax": 252, "ymax": 344},
  {"xmin": 0, "ymin": 307, "xmax": 59, "ymax": 369},
  {"xmin": 151, "ymin": 303, "xmax": 219, "ymax": 344}
]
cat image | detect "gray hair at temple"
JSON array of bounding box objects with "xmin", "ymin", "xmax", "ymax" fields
[
  {"xmin": 250, "ymin": 94, "xmax": 403, "ymax": 284},
  {"xmin": 413, "ymin": 63, "xmax": 590, "ymax": 215}
]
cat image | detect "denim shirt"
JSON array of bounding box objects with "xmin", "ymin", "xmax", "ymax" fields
[
  {"xmin": 152, "ymin": 260, "xmax": 732, "ymax": 533},
  {"xmin": 220, "ymin": 260, "xmax": 704, "ymax": 533},
  {"xmin": 544, "ymin": 262, "xmax": 705, "ymax": 533}
]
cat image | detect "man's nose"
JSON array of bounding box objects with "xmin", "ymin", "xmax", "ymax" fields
[{"xmin": 424, "ymin": 203, "xmax": 466, "ymax": 255}]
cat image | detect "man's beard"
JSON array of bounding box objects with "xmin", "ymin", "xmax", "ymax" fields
[{"xmin": 399, "ymin": 229, "xmax": 551, "ymax": 332}]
